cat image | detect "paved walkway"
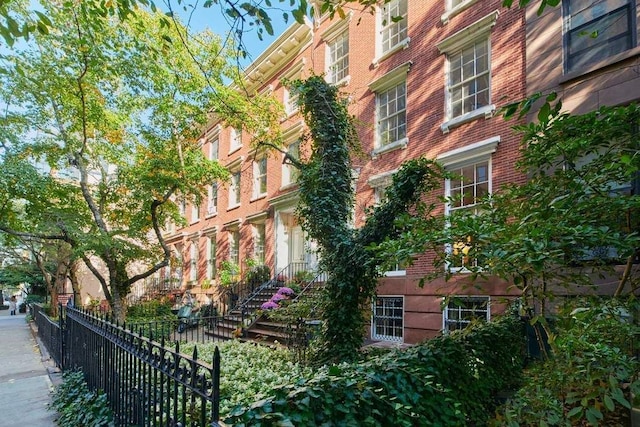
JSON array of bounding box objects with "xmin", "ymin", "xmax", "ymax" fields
[{"xmin": 0, "ymin": 308, "xmax": 60, "ymax": 426}]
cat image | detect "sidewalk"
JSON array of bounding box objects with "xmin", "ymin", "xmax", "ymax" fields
[{"xmin": 0, "ymin": 308, "xmax": 60, "ymax": 426}]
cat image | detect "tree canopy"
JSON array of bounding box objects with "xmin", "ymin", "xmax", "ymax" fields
[{"xmin": 0, "ymin": 1, "xmax": 281, "ymax": 319}]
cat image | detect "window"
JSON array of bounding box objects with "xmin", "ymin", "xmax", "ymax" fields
[
  {"xmin": 253, "ymin": 223, "xmax": 266, "ymax": 264},
  {"xmin": 229, "ymin": 230, "xmax": 240, "ymax": 266},
  {"xmin": 229, "ymin": 171, "xmax": 241, "ymax": 208},
  {"xmin": 282, "ymin": 140, "xmax": 300, "ymax": 186},
  {"xmin": 282, "ymin": 59, "xmax": 305, "ymax": 116},
  {"xmin": 377, "ymin": 81, "xmax": 407, "ymax": 148},
  {"xmin": 189, "ymin": 241, "xmax": 198, "ymax": 282},
  {"xmin": 565, "ymin": 0, "xmax": 635, "ymax": 73},
  {"xmin": 443, "ymin": 0, "xmax": 480, "ymax": 24},
  {"xmin": 284, "ymin": 87, "xmax": 299, "ymax": 116},
  {"xmin": 437, "ymin": 11, "xmax": 498, "ymax": 133},
  {"xmin": 230, "ymin": 127, "xmax": 242, "ymax": 152},
  {"xmin": 253, "ymin": 157, "xmax": 267, "ymax": 199},
  {"xmin": 207, "ymin": 182, "xmax": 218, "ymax": 216},
  {"xmin": 206, "ymin": 236, "xmax": 217, "ymax": 280},
  {"xmin": 443, "ymin": 296, "xmax": 489, "ymax": 331},
  {"xmin": 209, "ymin": 137, "xmax": 219, "ymax": 161},
  {"xmin": 446, "ymin": 160, "xmax": 489, "ymax": 269},
  {"xmin": 191, "ymin": 203, "xmax": 200, "ymax": 223},
  {"xmin": 379, "ymin": 0, "xmax": 408, "ymax": 57},
  {"xmin": 327, "ymin": 31, "xmax": 349, "ymax": 84},
  {"xmin": 448, "ymin": 39, "xmax": 490, "ymax": 119},
  {"xmin": 372, "ymin": 296, "xmax": 403, "ymax": 342}
]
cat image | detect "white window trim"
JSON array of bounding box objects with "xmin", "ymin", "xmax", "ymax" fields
[
  {"xmin": 206, "ymin": 183, "xmax": 218, "ymax": 218},
  {"xmin": 438, "ymin": 137, "xmax": 498, "ymax": 273},
  {"xmin": 441, "ymin": 0, "xmax": 480, "ymax": 25},
  {"xmin": 252, "ymin": 157, "xmax": 268, "ymax": 201},
  {"xmin": 371, "ymin": 295, "xmax": 404, "ymax": 343},
  {"xmin": 189, "ymin": 239, "xmax": 199, "ymax": 282},
  {"xmin": 441, "ymin": 104, "xmax": 495, "ymax": 134},
  {"xmin": 436, "ymin": 11, "xmax": 498, "ymax": 134},
  {"xmin": 281, "ymin": 121, "xmax": 304, "ymax": 189},
  {"xmin": 228, "ymin": 171, "xmax": 241, "ymax": 210},
  {"xmin": 373, "ymin": 0, "xmax": 410, "ymax": 67},
  {"xmin": 281, "ymin": 59, "xmax": 306, "ymax": 117},
  {"xmin": 323, "ymin": 11, "xmax": 352, "ymax": 86},
  {"xmin": 436, "ymin": 11, "xmax": 499, "ymax": 54},
  {"xmin": 369, "ymin": 62, "xmax": 411, "ymax": 156},
  {"xmin": 206, "ymin": 124, "xmax": 221, "ymax": 161},
  {"xmin": 190, "ymin": 203, "xmax": 200, "ymax": 224},
  {"xmin": 229, "ymin": 127, "xmax": 243, "ymax": 154},
  {"xmin": 442, "ymin": 295, "xmax": 490, "ymax": 331}
]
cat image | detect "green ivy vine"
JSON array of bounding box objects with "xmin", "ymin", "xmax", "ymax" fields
[{"xmin": 291, "ymin": 76, "xmax": 446, "ymax": 363}]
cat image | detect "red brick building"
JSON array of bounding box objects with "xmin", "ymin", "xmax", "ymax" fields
[{"xmin": 163, "ymin": 0, "xmax": 531, "ymax": 345}]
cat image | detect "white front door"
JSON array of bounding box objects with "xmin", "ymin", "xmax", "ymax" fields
[{"xmin": 289, "ymin": 225, "xmax": 306, "ymax": 264}]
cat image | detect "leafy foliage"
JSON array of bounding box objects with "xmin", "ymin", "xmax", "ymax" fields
[
  {"xmin": 376, "ymin": 101, "xmax": 640, "ymax": 319},
  {"xmin": 0, "ymin": 2, "xmax": 280, "ymax": 320},
  {"xmin": 50, "ymin": 370, "xmax": 114, "ymax": 427},
  {"xmin": 494, "ymin": 297, "xmax": 640, "ymax": 426},
  {"xmin": 224, "ymin": 312, "xmax": 525, "ymax": 426},
  {"xmin": 290, "ymin": 76, "xmax": 446, "ymax": 363}
]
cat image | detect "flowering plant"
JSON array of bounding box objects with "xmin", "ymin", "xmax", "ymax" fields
[
  {"xmin": 261, "ymin": 301, "xmax": 279, "ymax": 310},
  {"xmin": 277, "ymin": 287, "xmax": 295, "ymax": 296},
  {"xmin": 271, "ymin": 293, "xmax": 286, "ymax": 302}
]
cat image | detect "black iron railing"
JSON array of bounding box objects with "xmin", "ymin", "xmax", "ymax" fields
[
  {"xmin": 32, "ymin": 304, "xmax": 221, "ymax": 426},
  {"xmin": 31, "ymin": 304, "xmax": 63, "ymax": 367}
]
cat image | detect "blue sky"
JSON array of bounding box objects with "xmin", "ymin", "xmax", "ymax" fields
[{"xmin": 170, "ymin": 1, "xmax": 295, "ymax": 67}]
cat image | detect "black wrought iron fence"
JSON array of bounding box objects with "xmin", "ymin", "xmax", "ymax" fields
[
  {"xmin": 31, "ymin": 304, "xmax": 63, "ymax": 367},
  {"xmin": 32, "ymin": 304, "xmax": 221, "ymax": 426}
]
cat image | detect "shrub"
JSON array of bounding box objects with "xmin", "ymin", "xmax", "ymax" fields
[
  {"xmin": 50, "ymin": 370, "xmax": 114, "ymax": 427},
  {"xmin": 494, "ymin": 297, "xmax": 640, "ymax": 426},
  {"xmin": 224, "ymin": 313, "xmax": 525, "ymax": 426},
  {"xmin": 126, "ymin": 298, "xmax": 173, "ymax": 320}
]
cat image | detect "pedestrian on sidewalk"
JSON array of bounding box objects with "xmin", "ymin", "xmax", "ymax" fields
[{"xmin": 9, "ymin": 296, "xmax": 17, "ymax": 315}]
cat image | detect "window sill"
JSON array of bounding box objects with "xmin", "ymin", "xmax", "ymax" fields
[
  {"xmin": 227, "ymin": 204, "xmax": 240, "ymax": 211},
  {"xmin": 279, "ymin": 182, "xmax": 298, "ymax": 191},
  {"xmin": 561, "ymin": 46, "xmax": 640, "ymax": 85},
  {"xmin": 228, "ymin": 145, "xmax": 242, "ymax": 156},
  {"xmin": 190, "ymin": 220, "xmax": 200, "ymax": 225},
  {"xmin": 205, "ymin": 211, "xmax": 217, "ymax": 219},
  {"xmin": 384, "ymin": 270, "xmax": 407, "ymax": 277},
  {"xmin": 441, "ymin": 0, "xmax": 479, "ymax": 24},
  {"xmin": 329, "ymin": 75, "xmax": 351, "ymax": 87},
  {"xmin": 441, "ymin": 104, "xmax": 495, "ymax": 134},
  {"xmin": 250, "ymin": 193, "xmax": 267, "ymax": 202},
  {"xmin": 372, "ymin": 37, "xmax": 411, "ymax": 68},
  {"xmin": 372, "ymin": 137, "xmax": 408, "ymax": 158}
]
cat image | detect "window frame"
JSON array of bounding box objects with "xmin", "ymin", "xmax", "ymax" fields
[
  {"xmin": 253, "ymin": 157, "xmax": 268, "ymax": 200},
  {"xmin": 376, "ymin": 0, "xmax": 409, "ymax": 64},
  {"xmin": 229, "ymin": 170, "xmax": 241, "ymax": 209},
  {"xmin": 189, "ymin": 240, "xmax": 199, "ymax": 282},
  {"xmin": 229, "ymin": 230, "xmax": 240, "ymax": 267},
  {"xmin": 443, "ymin": 296, "xmax": 490, "ymax": 332},
  {"xmin": 229, "ymin": 127, "xmax": 243, "ymax": 154},
  {"xmin": 437, "ymin": 11, "xmax": 498, "ymax": 134},
  {"xmin": 369, "ymin": 62, "xmax": 411, "ymax": 156},
  {"xmin": 206, "ymin": 235, "xmax": 217, "ymax": 280},
  {"xmin": 371, "ymin": 295, "xmax": 404, "ymax": 342},
  {"xmin": 207, "ymin": 182, "xmax": 218, "ymax": 217},
  {"xmin": 563, "ymin": 0, "xmax": 636, "ymax": 74},
  {"xmin": 253, "ymin": 223, "xmax": 266, "ymax": 264}
]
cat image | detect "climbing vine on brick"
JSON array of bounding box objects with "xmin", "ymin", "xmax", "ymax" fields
[{"xmin": 291, "ymin": 76, "xmax": 446, "ymax": 363}]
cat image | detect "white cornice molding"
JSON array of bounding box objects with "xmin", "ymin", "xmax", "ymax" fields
[
  {"xmin": 436, "ymin": 10, "xmax": 499, "ymax": 54},
  {"xmin": 368, "ymin": 61, "xmax": 412, "ymax": 92},
  {"xmin": 244, "ymin": 20, "xmax": 313, "ymax": 92},
  {"xmin": 437, "ymin": 136, "xmax": 500, "ymax": 166},
  {"xmin": 321, "ymin": 11, "xmax": 352, "ymax": 41}
]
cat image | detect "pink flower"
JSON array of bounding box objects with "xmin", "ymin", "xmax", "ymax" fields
[
  {"xmin": 277, "ymin": 287, "xmax": 295, "ymax": 296},
  {"xmin": 270, "ymin": 293, "xmax": 286, "ymax": 302},
  {"xmin": 261, "ymin": 301, "xmax": 279, "ymax": 310}
]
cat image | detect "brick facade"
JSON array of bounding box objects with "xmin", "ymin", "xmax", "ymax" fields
[{"xmin": 164, "ymin": 0, "xmax": 546, "ymax": 343}]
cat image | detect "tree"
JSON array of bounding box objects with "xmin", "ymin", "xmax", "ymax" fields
[
  {"xmin": 285, "ymin": 76, "xmax": 446, "ymax": 363},
  {"xmin": 0, "ymin": 1, "xmax": 280, "ymax": 321},
  {"xmin": 0, "ymin": 0, "xmax": 559, "ymax": 50},
  {"xmin": 376, "ymin": 96, "xmax": 640, "ymax": 323}
]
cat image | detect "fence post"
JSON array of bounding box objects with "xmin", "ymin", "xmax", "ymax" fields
[{"xmin": 58, "ymin": 303, "xmax": 65, "ymax": 371}]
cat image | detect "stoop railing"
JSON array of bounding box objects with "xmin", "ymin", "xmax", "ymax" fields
[{"xmin": 31, "ymin": 304, "xmax": 221, "ymax": 426}]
